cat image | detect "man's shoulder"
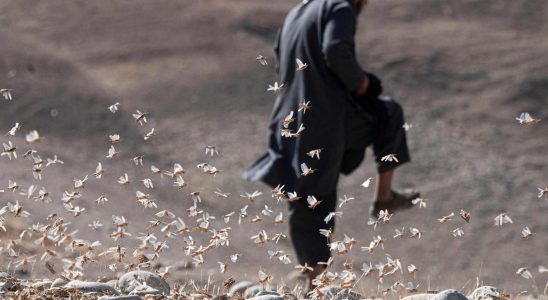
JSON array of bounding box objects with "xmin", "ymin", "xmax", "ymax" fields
[
  {"xmin": 295, "ymin": 0, "xmax": 354, "ymax": 12},
  {"xmin": 325, "ymin": 0, "xmax": 354, "ymax": 10}
]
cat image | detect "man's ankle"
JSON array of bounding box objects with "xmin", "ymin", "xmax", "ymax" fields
[{"xmin": 375, "ymin": 190, "xmax": 394, "ymax": 203}]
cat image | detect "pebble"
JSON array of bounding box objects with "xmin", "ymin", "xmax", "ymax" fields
[
  {"xmin": 118, "ymin": 271, "xmax": 170, "ymax": 295},
  {"xmin": 0, "ymin": 281, "xmax": 14, "ymax": 290},
  {"xmin": 281, "ymin": 293, "xmax": 299, "ymax": 300},
  {"xmin": 256, "ymin": 290, "xmax": 281, "ymax": 297},
  {"xmin": 468, "ymin": 286, "xmax": 501, "ymax": 300},
  {"xmin": 106, "ymin": 279, "xmax": 119, "ymax": 290},
  {"xmin": 403, "ymin": 290, "xmax": 470, "ymax": 300},
  {"xmin": 65, "ymin": 280, "xmax": 120, "ymax": 295},
  {"xmin": 99, "ymin": 296, "xmax": 144, "ymax": 300},
  {"xmin": 228, "ymin": 280, "xmax": 255, "ymax": 297},
  {"xmin": 129, "ymin": 286, "xmax": 162, "ymax": 296},
  {"xmin": 401, "ymin": 294, "xmax": 436, "ymax": 300},
  {"xmin": 31, "ymin": 280, "xmax": 52, "ymax": 290},
  {"xmin": 0, "ymin": 272, "xmax": 13, "ymax": 280},
  {"xmin": 244, "ymin": 284, "xmax": 286, "ymax": 298},
  {"xmin": 432, "ymin": 289, "xmax": 470, "ymax": 300},
  {"xmin": 244, "ymin": 284, "xmax": 269, "ymax": 298},
  {"xmin": 247, "ymin": 295, "xmax": 284, "ymax": 300},
  {"xmin": 50, "ymin": 278, "xmax": 68, "ymax": 288}
]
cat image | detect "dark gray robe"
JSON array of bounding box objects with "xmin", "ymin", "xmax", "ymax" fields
[{"xmin": 243, "ymin": 0, "xmax": 366, "ymax": 196}]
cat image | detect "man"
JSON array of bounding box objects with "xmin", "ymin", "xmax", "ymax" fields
[{"xmin": 243, "ymin": 0, "xmax": 419, "ymax": 283}]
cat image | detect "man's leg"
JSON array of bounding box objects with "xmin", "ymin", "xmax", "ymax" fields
[
  {"xmin": 375, "ymin": 168, "xmax": 395, "ymax": 203},
  {"xmin": 308, "ymin": 265, "xmax": 326, "ymax": 285},
  {"xmin": 288, "ymin": 191, "xmax": 337, "ymax": 287},
  {"xmin": 371, "ymin": 98, "xmax": 419, "ymax": 216}
]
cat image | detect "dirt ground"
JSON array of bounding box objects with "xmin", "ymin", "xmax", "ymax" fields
[{"xmin": 0, "ymin": 0, "xmax": 546, "ymax": 295}]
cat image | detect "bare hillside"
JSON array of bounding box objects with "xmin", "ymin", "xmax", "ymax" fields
[{"xmin": 0, "ymin": 0, "xmax": 546, "ymax": 294}]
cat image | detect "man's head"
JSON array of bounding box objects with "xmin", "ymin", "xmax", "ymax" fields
[{"xmin": 354, "ymin": 0, "xmax": 368, "ymax": 14}]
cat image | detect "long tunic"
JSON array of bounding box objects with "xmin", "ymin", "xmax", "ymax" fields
[{"xmin": 243, "ymin": 0, "xmax": 366, "ymax": 196}]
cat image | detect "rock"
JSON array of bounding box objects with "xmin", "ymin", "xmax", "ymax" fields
[
  {"xmin": 99, "ymin": 296, "xmax": 144, "ymax": 300},
  {"xmin": 247, "ymin": 296, "xmax": 284, "ymax": 300},
  {"xmin": 320, "ymin": 286, "xmax": 363, "ymax": 300},
  {"xmin": 106, "ymin": 279, "xmax": 119, "ymax": 290},
  {"xmin": 432, "ymin": 290, "xmax": 470, "ymax": 300},
  {"xmin": 129, "ymin": 286, "xmax": 162, "ymax": 296},
  {"xmin": 0, "ymin": 272, "xmax": 13, "ymax": 280},
  {"xmin": 401, "ymin": 294, "xmax": 436, "ymax": 300},
  {"xmin": 51, "ymin": 278, "xmax": 68, "ymax": 288},
  {"xmin": 244, "ymin": 284, "xmax": 284, "ymax": 298},
  {"xmin": 118, "ymin": 271, "xmax": 170, "ymax": 295},
  {"xmin": 256, "ymin": 290, "xmax": 281, "ymax": 297},
  {"xmin": 276, "ymin": 286, "xmax": 292, "ymax": 295},
  {"xmin": 85, "ymin": 292, "xmax": 103, "ymax": 297},
  {"xmin": 281, "ymin": 293, "xmax": 299, "ymax": 300},
  {"xmin": 468, "ymin": 286, "xmax": 501, "ymax": 300},
  {"xmin": 244, "ymin": 284, "xmax": 267, "ymax": 298},
  {"xmin": 0, "ymin": 281, "xmax": 14, "ymax": 290},
  {"xmin": 228, "ymin": 280, "xmax": 255, "ymax": 297},
  {"xmin": 403, "ymin": 291, "xmax": 469, "ymax": 300},
  {"xmin": 65, "ymin": 280, "xmax": 120, "ymax": 295},
  {"xmin": 31, "ymin": 280, "xmax": 52, "ymax": 290}
]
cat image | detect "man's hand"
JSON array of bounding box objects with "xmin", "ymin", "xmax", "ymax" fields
[{"xmin": 355, "ymin": 76, "xmax": 369, "ymax": 97}]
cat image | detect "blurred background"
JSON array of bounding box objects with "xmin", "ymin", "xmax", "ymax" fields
[{"xmin": 0, "ymin": 0, "xmax": 546, "ymax": 294}]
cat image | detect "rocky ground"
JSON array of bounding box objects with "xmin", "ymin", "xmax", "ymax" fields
[
  {"xmin": 0, "ymin": 270, "xmax": 525, "ymax": 300},
  {"xmin": 0, "ymin": 0, "xmax": 547, "ymax": 298}
]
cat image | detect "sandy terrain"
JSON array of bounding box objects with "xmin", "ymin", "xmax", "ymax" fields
[{"xmin": 0, "ymin": 0, "xmax": 546, "ymax": 295}]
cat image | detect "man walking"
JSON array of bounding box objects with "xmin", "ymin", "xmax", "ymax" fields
[{"xmin": 244, "ymin": 0, "xmax": 419, "ymax": 283}]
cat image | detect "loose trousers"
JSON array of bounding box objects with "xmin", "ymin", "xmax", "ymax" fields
[{"xmin": 289, "ymin": 95, "xmax": 411, "ymax": 266}]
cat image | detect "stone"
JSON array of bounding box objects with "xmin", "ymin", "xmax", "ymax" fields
[
  {"xmin": 84, "ymin": 292, "xmax": 103, "ymax": 297},
  {"xmin": 244, "ymin": 284, "xmax": 280, "ymax": 299},
  {"xmin": 129, "ymin": 286, "xmax": 162, "ymax": 296},
  {"xmin": 106, "ymin": 279, "xmax": 119, "ymax": 290},
  {"xmin": 276, "ymin": 286, "xmax": 292, "ymax": 295},
  {"xmin": 281, "ymin": 293, "xmax": 299, "ymax": 300},
  {"xmin": 247, "ymin": 296, "xmax": 284, "ymax": 300},
  {"xmin": 99, "ymin": 296, "xmax": 144, "ymax": 300},
  {"xmin": 320, "ymin": 286, "xmax": 364, "ymax": 300},
  {"xmin": 65, "ymin": 280, "xmax": 120, "ymax": 295},
  {"xmin": 256, "ymin": 290, "xmax": 281, "ymax": 297},
  {"xmin": 31, "ymin": 280, "xmax": 52, "ymax": 290},
  {"xmin": 244, "ymin": 284, "xmax": 269, "ymax": 298},
  {"xmin": 51, "ymin": 278, "xmax": 68, "ymax": 288},
  {"xmin": 118, "ymin": 271, "xmax": 170, "ymax": 295},
  {"xmin": 468, "ymin": 286, "xmax": 501, "ymax": 300},
  {"xmin": 228, "ymin": 280, "xmax": 255, "ymax": 297},
  {"xmin": 432, "ymin": 290, "xmax": 470, "ymax": 300},
  {"xmin": 0, "ymin": 272, "xmax": 13, "ymax": 280},
  {"xmin": 401, "ymin": 294, "xmax": 437, "ymax": 300},
  {"xmin": 0, "ymin": 281, "xmax": 14, "ymax": 290}
]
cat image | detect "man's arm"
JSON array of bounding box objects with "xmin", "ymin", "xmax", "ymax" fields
[{"xmin": 322, "ymin": 4, "xmax": 368, "ymax": 95}]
